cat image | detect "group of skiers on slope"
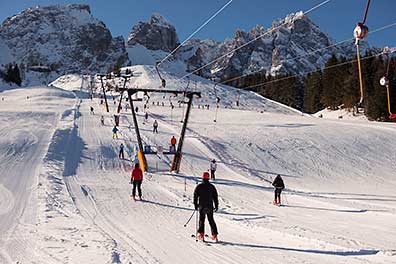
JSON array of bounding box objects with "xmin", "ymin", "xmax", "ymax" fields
[
  {"xmin": 128, "ymin": 155, "xmax": 285, "ymax": 242},
  {"xmin": 94, "ymin": 105, "xmax": 285, "ymax": 242}
]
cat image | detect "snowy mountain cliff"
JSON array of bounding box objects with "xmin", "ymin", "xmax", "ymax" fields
[{"xmin": 0, "ymin": 4, "xmax": 128, "ymax": 84}]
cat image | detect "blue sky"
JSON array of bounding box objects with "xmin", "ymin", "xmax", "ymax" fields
[{"xmin": 0, "ymin": 0, "xmax": 395, "ymax": 47}]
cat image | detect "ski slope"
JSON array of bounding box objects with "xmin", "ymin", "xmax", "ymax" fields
[{"xmin": 1, "ymin": 67, "xmax": 396, "ymax": 264}]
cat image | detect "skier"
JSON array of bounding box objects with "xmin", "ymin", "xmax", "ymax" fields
[
  {"xmin": 153, "ymin": 120, "xmax": 158, "ymax": 133},
  {"xmin": 130, "ymin": 163, "xmax": 143, "ymax": 200},
  {"xmin": 272, "ymin": 174, "xmax": 285, "ymax": 206},
  {"xmin": 119, "ymin": 143, "xmax": 125, "ymax": 159},
  {"xmin": 90, "ymin": 106, "xmax": 94, "ymax": 115},
  {"xmin": 210, "ymin": 159, "xmax": 217, "ymax": 180},
  {"xmin": 100, "ymin": 115, "xmax": 104, "ymax": 125},
  {"xmin": 135, "ymin": 106, "xmax": 139, "ymax": 113},
  {"xmin": 112, "ymin": 126, "xmax": 119, "ymax": 139},
  {"xmin": 170, "ymin": 136, "xmax": 177, "ymax": 152},
  {"xmin": 193, "ymin": 172, "xmax": 219, "ymax": 242},
  {"xmin": 145, "ymin": 112, "xmax": 149, "ymax": 121}
]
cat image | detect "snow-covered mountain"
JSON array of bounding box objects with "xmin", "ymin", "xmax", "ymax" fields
[
  {"xmin": 127, "ymin": 12, "xmax": 369, "ymax": 80},
  {"xmin": 127, "ymin": 13, "xmax": 179, "ymax": 52},
  {"xmin": 0, "ymin": 4, "xmax": 128, "ymax": 82},
  {"xmin": 0, "ymin": 36, "xmax": 12, "ymax": 66}
]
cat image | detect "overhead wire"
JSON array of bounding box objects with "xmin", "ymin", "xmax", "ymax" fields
[
  {"xmin": 238, "ymin": 50, "xmax": 386, "ymax": 91},
  {"xmin": 178, "ymin": 0, "xmax": 333, "ymax": 81},
  {"xmin": 157, "ymin": 0, "xmax": 233, "ymax": 67},
  {"xmin": 219, "ymin": 21, "xmax": 396, "ymax": 85}
]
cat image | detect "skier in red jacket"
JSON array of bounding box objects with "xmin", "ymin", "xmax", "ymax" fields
[{"xmin": 130, "ymin": 163, "xmax": 143, "ymax": 200}]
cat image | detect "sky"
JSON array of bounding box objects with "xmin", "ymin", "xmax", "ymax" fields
[{"xmin": 0, "ymin": 0, "xmax": 395, "ymax": 48}]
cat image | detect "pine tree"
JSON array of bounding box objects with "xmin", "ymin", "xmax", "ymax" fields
[
  {"xmin": 321, "ymin": 55, "xmax": 343, "ymax": 110},
  {"xmin": 303, "ymin": 70, "xmax": 323, "ymax": 113}
]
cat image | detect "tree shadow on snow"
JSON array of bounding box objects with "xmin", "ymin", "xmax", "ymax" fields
[
  {"xmin": 63, "ymin": 125, "xmax": 88, "ymax": 177},
  {"xmin": 288, "ymin": 189, "xmax": 396, "ymax": 202},
  {"xmin": 166, "ymin": 173, "xmax": 273, "ymax": 192},
  {"xmin": 264, "ymin": 123, "xmax": 315, "ymax": 128},
  {"xmin": 182, "ymin": 152, "xmax": 299, "ymax": 180},
  {"xmin": 282, "ymin": 205, "xmax": 373, "ymax": 213},
  {"xmin": 218, "ymin": 241, "xmax": 379, "ymax": 256}
]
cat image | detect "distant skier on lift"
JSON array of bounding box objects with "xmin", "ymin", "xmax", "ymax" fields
[
  {"xmin": 194, "ymin": 172, "xmax": 219, "ymax": 242},
  {"xmin": 153, "ymin": 120, "xmax": 159, "ymax": 133},
  {"xmin": 272, "ymin": 174, "xmax": 285, "ymax": 206},
  {"xmin": 119, "ymin": 143, "xmax": 125, "ymax": 159},
  {"xmin": 112, "ymin": 125, "xmax": 119, "ymax": 139},
  {"xmin": 210, "ymin": 159, "xmax": 217, "ymax": 180},
  {"xmin": 130, "ymin": 163, "xmax": 143, "ymax": 200}
]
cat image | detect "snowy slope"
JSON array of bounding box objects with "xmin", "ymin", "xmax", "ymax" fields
[{"xmin": 1, "ymin": 66, "xmax": 396, "ymax": 263}]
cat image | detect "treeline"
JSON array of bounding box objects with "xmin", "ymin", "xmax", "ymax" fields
[
  {"xmin": 225, "ymin": 52, "xmax": 396, "ymax": 121},
  {"xmin": 0, "ymin": 63, "xmax": 22, "ymax": 86}
]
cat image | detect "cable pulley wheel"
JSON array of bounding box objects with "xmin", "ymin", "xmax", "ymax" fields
[{"xmin": 353, "ymin": 23, "xmax": 369, "ymax": 40}]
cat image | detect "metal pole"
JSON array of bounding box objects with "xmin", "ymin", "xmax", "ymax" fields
[
  {"xmin": 127, "ymin": 90, "xmax": 148, "ymax": 171},
  {"xmin": 356, "ymin": 43, "xmax": 365, "ymax": 106},
  {"xmin": 171, "ymin": 93, "xmax": 194, "ymax": 172},
  {"xmin": 117, "ymin": 77, "xmax": 128, "ymax": 114},
  {"xmin": 100, "ymin": 76, "xmax": 109, "ymax": 112}
]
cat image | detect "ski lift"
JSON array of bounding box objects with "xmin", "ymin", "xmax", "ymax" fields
[
  {"xmin": 379, "ymin": 48, "xmax": 396, "ymax": 120},
  {"xmin": 213, "ymin": 83, "xmax": 221, "ymax": 122},
  {"xmin": 353, "ymin": 0, "xmax": 371, "ymax": 108},
  {"xmin": 155, "ymin": 61, "xmax": 166, "ymax": 88}
]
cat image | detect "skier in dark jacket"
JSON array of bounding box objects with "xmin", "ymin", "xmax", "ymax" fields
[
  {"xmin": 153, "ymin": 120, "xmax": 158, "ymax": 133},
  {"xmin": 193, "ymin": 172, "xmax": 219, "ymax": 241},
  {"xmin": 119, "ymin": 143, "xmax": 125, "ymax": 159},
  {"xmin": 272, "ymin": 174, "xmax": 285, "ymax": 205}
]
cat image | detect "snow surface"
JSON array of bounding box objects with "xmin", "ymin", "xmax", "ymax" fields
[
  {"xmin": 315, "ymin": 107, "xmax": 369, "ymax": 121},
  {"xmin": 1, "ymin": 66, "xmax": 396, "ymax": 263}
]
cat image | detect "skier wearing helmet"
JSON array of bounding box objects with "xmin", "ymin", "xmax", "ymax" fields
[{"xmin": 193, "ymin": 172, "xmax": 219, "ymax": 242}]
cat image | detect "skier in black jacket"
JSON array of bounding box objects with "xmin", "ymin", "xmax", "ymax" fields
[
  {"xmin": 193, "ymin": 172, "xmax": 219, "ymax": 241},
  {"xmin": 272, "ymin": 174, "xmax": 285, "ymax": 205}
]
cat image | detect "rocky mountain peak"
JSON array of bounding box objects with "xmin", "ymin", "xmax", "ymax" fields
[
  {"xmin": 149, "ymin": 13, "xmax": 172, "ymax": 28},
  {"xmin": 127, "ymin": 13, "xmax": 179, "ymax": 52},
  {"xmin": 0, "ymin": 4, "xmax": 127, "ymax": 80}
]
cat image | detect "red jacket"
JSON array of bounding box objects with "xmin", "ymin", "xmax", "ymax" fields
[{"xmin": 131, "ymin": 168, "xmax": 143, "ymax": 181}]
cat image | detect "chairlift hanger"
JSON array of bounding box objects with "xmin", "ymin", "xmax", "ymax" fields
[
  {"xmin": 353, "ymin": 0, "xmax": 371, "ymax": 108},
  {"xmin": 379, "ymin": 47, "xmax": 396, "ymax": 120}
]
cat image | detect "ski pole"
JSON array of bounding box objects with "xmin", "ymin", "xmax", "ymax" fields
[
  {"xmin": 183, "ymin": 210, "xmax": 196, "ymax": 227},
  {"xmin": 283, "ymin": 191, "xmax": 289, "ymax": 205},
  {"xmin": 195, "ymin": 208, "xmax": 199, "ymax": 242}
]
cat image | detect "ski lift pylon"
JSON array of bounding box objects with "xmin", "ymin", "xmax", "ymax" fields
[
  {"xmin": 380, "ymin": 48, "xmax": 396, "ymax": 120},
  {"xmin": 155, "ymin": 61, "xmax": 166, "ymax": 88}
]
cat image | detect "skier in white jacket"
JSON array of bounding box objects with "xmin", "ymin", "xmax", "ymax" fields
[{"xmin": 210, "ymin": 159, "xmax": 217, "ymax": 180}]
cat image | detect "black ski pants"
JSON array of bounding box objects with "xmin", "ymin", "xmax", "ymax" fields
[
  {"xmin": 198, "ymin": 207, "xmax": 218, "ymax": 235},
  {"xmin": 210, "ymin": 169, "xmax": 216, "ymax": 180},
  {"xmin": 274, "ymin": 188, "xmax": 282, "ymax": 203},
  {"xmin": 119, "ymin": 149, "xmax": 124, "ymax": 159},
  {"xmin": 132, "ymin": 180, "xmax": 142, "ymax": 198}
]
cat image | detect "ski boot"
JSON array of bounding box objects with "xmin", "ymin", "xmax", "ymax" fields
[
  {"xmin": 197, "ymin": 232, "xmax": 205, "ymax": 241},
  {"xmin": 211, "ymin": 234, "xmax": 218, "ymax": 242}
]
